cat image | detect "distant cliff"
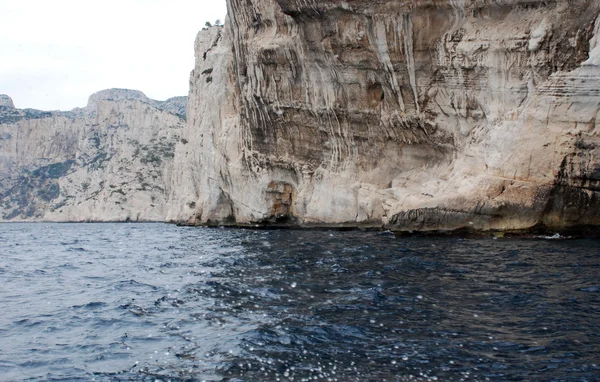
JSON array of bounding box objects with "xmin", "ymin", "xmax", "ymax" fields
[
  {"xmin": 0, "ymin": 90, "xmax": 186, "ymax": 222},
  {"xmin": 167, "ymin": 0, "xmax": 600, "ymax": 233}
]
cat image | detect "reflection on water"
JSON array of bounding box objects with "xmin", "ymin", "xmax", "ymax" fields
[{"xmin": 0, "ymin": 224, "xmax": 599, "ymax": 381}]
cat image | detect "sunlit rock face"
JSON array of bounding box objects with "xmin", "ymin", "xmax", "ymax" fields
[
  {"xmin": 0, "ymin": 89, "xmax": 186, "ymax": 222},
  {"xmin": 169, "ymin": 0, "xmax": 600, "ymax": 232}
]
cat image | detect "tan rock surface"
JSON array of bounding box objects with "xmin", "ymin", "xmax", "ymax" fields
[{"xmin": 168, "ymin": 0, "xmax": 600, "ymax": 233}]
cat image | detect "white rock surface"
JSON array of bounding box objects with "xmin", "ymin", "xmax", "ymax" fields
[
  {"xmin": 584, "ymin": 15, "xmax": 600, "ymax": 66},
  {"xmin": 0, "ymin": 95, "xmax": 14, "ymax": 108},
  {"xmin": 0, "ymin": 89, "xmax": 186, "ymax": 222},
  {"xmin": 167, "ymin": 0, "xmax": 600, "ymax": 233}
]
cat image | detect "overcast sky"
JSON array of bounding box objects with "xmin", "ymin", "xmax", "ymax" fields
[{"xmin": 0, "ymin": 0, "xmax": 227, "ymax": 111}]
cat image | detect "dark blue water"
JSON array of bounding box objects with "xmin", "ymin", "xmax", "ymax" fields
[{"xmin": 1, "ymin": 224, "xmax": 599, "ymax": 381}]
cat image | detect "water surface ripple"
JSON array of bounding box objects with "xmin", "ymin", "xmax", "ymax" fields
[{"xmin": 0, "ymin": 223, "xmax": 599, "ymax": 381}]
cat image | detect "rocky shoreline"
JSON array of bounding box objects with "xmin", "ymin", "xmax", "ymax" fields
[
  {"xmin": 167, "ymin": 0, "xmax": 600, "ymax": 233},
  {"xmin": 2, "ymin": 1, "xmax": 600, "ymax": 234}
]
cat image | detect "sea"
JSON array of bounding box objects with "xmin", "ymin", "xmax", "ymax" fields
[{"xmin": 0, "ymin": 223, "xmax": 599, "ymax": 381}]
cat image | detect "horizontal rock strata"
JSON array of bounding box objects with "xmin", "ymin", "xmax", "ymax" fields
[{"xmin": 167, "ymin": 0, "xmax": 600, "ymax": 233}]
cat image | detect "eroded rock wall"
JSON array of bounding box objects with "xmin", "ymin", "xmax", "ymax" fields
[
  {"xmin": 0, "ymin": 89, "xmax": 186, "ymax": 222},
  {"xmin": 169, "ymin": 0, "xmax": 600, "ymax": 232}
]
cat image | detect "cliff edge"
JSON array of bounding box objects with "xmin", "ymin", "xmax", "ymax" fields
[{"xmin": 167, "ymin": 0, "xmax": 600, "ymax": 233}]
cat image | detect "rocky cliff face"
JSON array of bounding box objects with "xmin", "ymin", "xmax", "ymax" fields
[
  {"xmin": 168, "ymin": 0, "xmax": 600, "ymax": 233},
  {"xmin": 0, "ymin": 89, "xmax": 185, "ymax": 222},
  {"xmin": 0, "ymin": 95, "xmax": 14, "ymax": 108}
]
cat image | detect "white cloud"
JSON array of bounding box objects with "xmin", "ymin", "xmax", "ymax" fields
[{"xmin": 0, "ymin": 0, "xmax": 227, "ymax": 110}]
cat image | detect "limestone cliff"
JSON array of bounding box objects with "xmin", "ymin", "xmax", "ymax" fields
[
  {"xmin": 0, "ymin": 95, "xmax": 14, "ymax": 108},
  {"xmin": 168, "ymin": 0, "xmax": 600, "ymax": 233},
  {"xmin": 0, "ymin": 89, "xmax": 185, "ymax": 222}
]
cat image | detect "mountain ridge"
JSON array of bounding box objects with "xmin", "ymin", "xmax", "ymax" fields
[{"xmin": 0, "ymin": 88, "xmax": 186, "ymax": 222}]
